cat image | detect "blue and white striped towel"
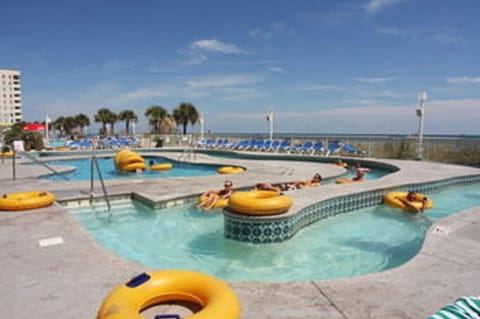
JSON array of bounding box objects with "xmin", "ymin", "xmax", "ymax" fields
[{"xmin": 428, "ymin": 296, "xmax": 480, "ymax": 319}]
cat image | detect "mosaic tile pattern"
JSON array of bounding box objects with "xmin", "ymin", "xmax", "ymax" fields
[
  {"xmin": 224, "ymin": 174, "xmax": 480, "ymax": 244},
  {"xmin": 59, "ymin": 194, "xmax": 131, "ymax": 208}
]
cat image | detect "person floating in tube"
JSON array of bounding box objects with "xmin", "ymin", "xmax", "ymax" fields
[{"xmin": 196, "ymin": 180, "xmax": 234, "ymax": 210}]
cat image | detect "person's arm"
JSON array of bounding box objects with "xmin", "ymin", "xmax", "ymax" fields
[
  {"xmin": 420, "ymin": 197, "xmax": 428, "ymax": 211},
  {"xmin": 397, "ymin": 197, "xmax": 421, "ymax": 212}
]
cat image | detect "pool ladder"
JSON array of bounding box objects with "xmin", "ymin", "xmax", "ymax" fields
[
  {"xmin": 178, "ymin": 146, "xmax": 196, "ymax": 162},
  {"xmin": 17, "ymin": 151, "xmax": 69, "ymax": 180},
  {"xmin": 90, "ymin": 155, "xmax": 111, "ymax": 211}
]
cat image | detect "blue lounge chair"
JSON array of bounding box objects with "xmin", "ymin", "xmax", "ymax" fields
[
  {"xmin": 260, "ymin": 140, "xmax": 272, "ymax": 152},
  {"xmin": 312, "ymin": 142, "xmax": 324, "ymax": 155},
  {"xmin": 268, "ymin": 140, "xmax": 280, "ymax": 152},
  {"xmin": 277, "ymin": 140, "xmax": 291, "ymax": 152},
  {"xmin": 300, "ymin": 141, "xmax": 314, "ymax": 153},
  {"xmin": 234, "ymin": 140, "xmax": 249, "ymax": 150},
  {"xmin": 326, "ymin": 140, "xmax": 342, "ymax": 157},
  {"xmin": 342, "ymin": 143, "xmax": 367, "ymax": 155}
]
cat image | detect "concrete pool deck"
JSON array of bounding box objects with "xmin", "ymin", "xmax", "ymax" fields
[{"xmin": 0, "ymin": 151, "xmax": 479, "ymax": 319}]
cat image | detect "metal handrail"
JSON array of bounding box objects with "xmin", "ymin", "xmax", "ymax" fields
[
  {"xmin": 178, "ymin": 146, "xmax": 196, "ymax": 162},
  {"xmin": 90, "ymin": 155, "xmax": 111, "ymax": 211},
  {"xmin": 20, "ymin": 151, "xmax": 69, "ymax": 180}
]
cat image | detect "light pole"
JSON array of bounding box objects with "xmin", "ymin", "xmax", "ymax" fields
[
  {"xmin": 266, "ymin": 107, "xmax": 274, "ymax": 140},
  {"xmin": 416, "ymin": 91, "xmax": 427, "ymax": 160},
  {"xmin": 45, "ymin": 114, "xmax": 51, "ymax": 147},
  {"xmin": 199, "ymin": 113, "xmax": 204, "ymax": 142}
]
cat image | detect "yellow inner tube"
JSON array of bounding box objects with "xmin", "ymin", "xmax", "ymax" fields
[
  {"xmin": 122, "ymin": 162, "xmax": 146, "ymax": 172},
  {"xmin": 227, "ymin": 190, "xmax": 292, "ymax": 216},
  {"xmin": 0, "ymin": 151, "xmax": 14, "ymax": 157},
  {"xmin": 383, "ymin": 192, "xmax": 433, "ymax": 212},
  {"xmin": 150, "ymin": 163, "xmax": 173, "ymax": 171},
  {"xmin": 114, "ymin": 150, "xmax": 145, "ymax": 172},
  {"xmin": 0, "ymin": 191, "xmax": 56, "ymax": 211},
  {"xmin": 335, "ymin": 178, "xmax": 352, "ymax": 184},
  {"xmin": 218, "ymin": 166, "xmax": 244, "ymax": 174},
  {"xmin": 198, "ymin": 193, "xmax": 229, "ymax": 209},
  {"xmin": 97, "ymin": 270, "xmax": 241, "ymax": 319}
]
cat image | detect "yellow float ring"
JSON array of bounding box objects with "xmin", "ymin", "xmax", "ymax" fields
[
  {"xmin": 383, "ymin": 192, "xmax": 433, "ymax": 212},
  {"xmin": 0, "ymin": 191, "xmax": 56, "ymax": 211},
  {"xmin": 0, "ymin": 151, "xmax": 14, "ymax": 157},
  {"xmin": 97, "ymin": 270, "xmax": 241, "ymax": 319},
  {"xmin": 227, "ymin": 190, "xmax": 292, "ymax": 216},
  {"xmin": 335, "ymin": 178, "xmax": 352, "ymax": 184},
  {"xmin": 198, "ymin": 193, "xmax": 229, "ymax": 209},
  {"xmin": 114, "ymin": 149, "xmax": 133, "ymax": 166},
  {"xmin": 218, "ymin": 166, "xmax": 244, "ymax": 174},
  {"xmin": 150, "ymin": 163, "xmax": 173, "ymax": 171},
  {"xmin": 335, "ymin": 162, "xmax": 348, "ymax": 168},
  {"xmin": 117, "ymin": 153, "xmax": 144, "ymax": 168},
  {"xmin": 122, "ymin": 162, "xmax": 146, "ymax": 172}
]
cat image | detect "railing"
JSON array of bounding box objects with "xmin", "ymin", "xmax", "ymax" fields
[
  {"xmin": 19, "ymin": 151, "xmax": 69, "ymax": 180},
  {"xmin": 178, "ymin": 146, "xmax": 196, "ymax": 162},
  {"xmin": 90, "ymin": 155, "xmax": 111, "ymax": 212}
]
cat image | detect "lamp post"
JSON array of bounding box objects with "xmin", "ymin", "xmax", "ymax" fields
[
  {"xmin": 199, "ymin": 113, "xmax": 204, "ymax": 142},
  {"xmin": 266, "ymin": 107, "xmax": 274, "ymax": 140},
  {"xmin": 416, "ymin": 91, "xmax": 427, "ymax": 160},
  {"xmin": 45, "ymin": 114, "xmax": 51, "ymax": 147}
]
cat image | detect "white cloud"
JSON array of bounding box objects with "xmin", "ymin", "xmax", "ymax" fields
[
  {"xmin": 185, "ymin": 74, "xmax": 261, "ymax": 89},
  {"xmin": 364, "ymin": 0, "xmax": 403, "ymax": 15},
  {"xmin": 218, "ymin": 87, "xmax": 266, "ymax": 101},
  {"xmin": 357, "ymin": 89, "xmax": 403, "ymax": 98},
  {"xmin": 102, "ymin": 59, "xmax": 133, "ymax": 70},
  {"xmin": 267, "ymin": 66, "xmax": 284, "ymax": 73},
  {"xmin": 434, "ymin": 30, "xmax": 461, "ymax": 46},
  {"xmin": 179, "ymin": 39, "xmax": 249, "ymax": 65},
  {"xmin": 115, "ymin": 86, "xmax": 177, "ymax": 103},
  {"xmin": 298, "ymin": 84, "xmax": 346, "ymax": 91},
  {"xmin": 249, "ymin": 22, "xmax": 299, "ymax": 41},
  {"xmin": 377, "ymin": 26, "xmax": 405, "ymax": 35},
  {"xmin": 354, "ymin": 77, "xmax": 398, "ymax": 83},
  {"xmin": 250, "ymin": 28, "xmax": 273, "ymax": 39},
  {"xmin": 190, "ymin": 39, "xmax": 247, "ymax": 54},
  {"xmin": 178, "ymin": 49, "xmax": 208, "ymax": 65},
  {"xmin": 446, "ymin": 77, "xmax": 480, "ymax": 84}
]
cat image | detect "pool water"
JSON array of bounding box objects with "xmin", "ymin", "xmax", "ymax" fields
[
  {"xmin": 70, "ymin": 182, "xmax": 480, "ymax": 282},
  {"xmin": 41, "ymin": 157, "xmax": 221, "ymax": 181},
  {"xmin": 325, "ymin": 168, "xmax": 386, "ymax": 183}
]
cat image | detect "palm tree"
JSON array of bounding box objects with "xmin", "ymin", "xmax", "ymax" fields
[
  {"xmin": 94, "ymin": 108, "xmax": 117, "ymax": 136},
  {"xmin": 173, "ymin": 102, "xmax": 199, "ymax": 134},
  {"xmin": 63, "ymin": 116, "xmax": 77, "ymax": 136},
  {"xmin": 118, "ymin": 110, "xmax": 138, "ymax": 135},
  {"xmin": 52, "ymin": 116, "xmax": 66, "ymax": 137},
  {"xmin": 74, "ymin": 113, "xmax": 90, "ymax": 137},
  {"xmin": 145, "ymin": 105, "xmax": 167, "ymax": 133}
]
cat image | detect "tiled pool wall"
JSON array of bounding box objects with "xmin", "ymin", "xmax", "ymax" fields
[
  {"xmin": 59, "ymin": 194, "xmax": 132, "ymax": 209},
  {"xmin": 224, "ymin": 174, "xmax": 480, "ymax": 244}
]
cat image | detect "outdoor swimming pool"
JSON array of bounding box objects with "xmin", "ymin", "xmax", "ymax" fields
[
  {"xmin": 69, "ymin": 182, "xmax": 480, "ymax": 282},
  {"xmin": 40, "ymin": 157, "xmax": 222, "ymax": 181}
]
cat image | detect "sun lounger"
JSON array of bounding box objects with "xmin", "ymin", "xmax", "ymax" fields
[
  {"xmin": 312, "ymin": 141, "xmax": 324, "ymax": 155},
  {"xmin": 325, "ymin": 140, "xmax": 342, "ymax": 157}
]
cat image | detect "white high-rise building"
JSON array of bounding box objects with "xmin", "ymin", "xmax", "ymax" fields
[{"xmin": 0, "ymin": 69, "xmax": 22, "ymax": 126}]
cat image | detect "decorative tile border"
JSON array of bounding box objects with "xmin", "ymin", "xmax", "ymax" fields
[
  {"xmin": 224, "ymin": 174, "xmax": 480, "ymax": 244},
  {"xmin": 59, "ymin": 194, "xmax": 131, "ymax": 209}
]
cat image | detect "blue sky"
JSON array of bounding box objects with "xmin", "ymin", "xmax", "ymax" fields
[{"xmin": 2, "ymin": 0, "xmax": 480, "ymax": 135}]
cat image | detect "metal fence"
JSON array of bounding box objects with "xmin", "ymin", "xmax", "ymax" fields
[{"xmin": 143, "ymin": 133, "xmax": 480, "ymax": 166}]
